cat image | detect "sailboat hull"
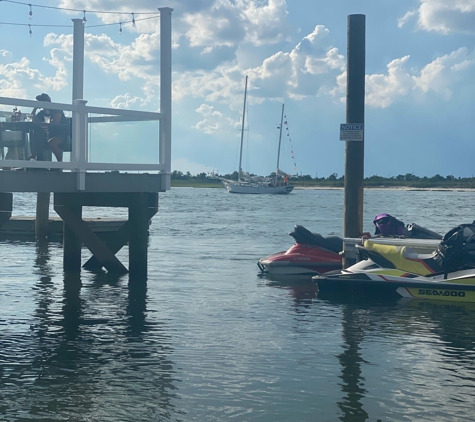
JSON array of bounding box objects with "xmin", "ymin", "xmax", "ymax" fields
[{"xmin": 221, "ymin": 180, "xmax": 294, "ymax": 194}]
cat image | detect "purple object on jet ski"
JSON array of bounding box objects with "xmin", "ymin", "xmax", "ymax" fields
[{"xmin": 373, "ymin": 213, "xmax": 405, "ymax": 236}]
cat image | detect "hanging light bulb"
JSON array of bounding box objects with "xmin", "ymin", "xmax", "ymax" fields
[
  {"xmin": 119, "ymin": 22, "xmax": 122, "ymax": 35},
  {"xmin": 131, "ymin": 13, "xmax": 136, "ymax": 28},
  {"xmin": 82, "ymin": 10, "xmax": 87, "ymax": 25},
  {"xmin": 29, "ymin": 24, "xmax": 32, "ymax": 37},
  {"xmin": 28, "ymin": 4, "xmax": 33, "ymax": 20}
]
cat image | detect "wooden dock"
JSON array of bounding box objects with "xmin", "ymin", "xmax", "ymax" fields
[
  {"xmin": 0, "ymin": 216, "xmax": 127, "ymax": 241},
  {"xmin": 0, "ymin": 11, "xmax": 172, "ymax": 278}
]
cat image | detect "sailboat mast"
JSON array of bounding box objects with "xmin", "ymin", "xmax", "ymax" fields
[
  {"xmin": 275, "ymin": 103, "xmax": 284, "ymax": 185},
  {"xmin": 238, "ymin": 76, "xmax": 248, "ymax": 183}
]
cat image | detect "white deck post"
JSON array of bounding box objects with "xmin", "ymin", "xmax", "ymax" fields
[
  {"xmin": 159, "ymin": 7, "xmax": 173, "ymax": 190},
  {"xmin": 72, "ymin": 19, "xmax": 85, "ymax": 164},
  {"xmin": 74, "ymin": 99, "xmax": 88, "ymax": 191}
]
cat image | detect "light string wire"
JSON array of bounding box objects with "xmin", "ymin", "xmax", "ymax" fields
[
  {"xmin": 0, "ymin": 15, "xmax": 160, "ymax": 30},
  {"xmin": 0, "ymin": 0, "xmax": 159, "ymax": 15},
  {"xmin": 0, "ymin": 0, "xmax": 160, "ymax": 32}
]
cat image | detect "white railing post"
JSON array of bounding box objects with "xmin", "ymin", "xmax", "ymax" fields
[
  {"xmin": 73, "ymin": 99, "xmax": 88, "ymax": 190},
  {"xmin": 72, "ymin": 19, "xmax": 85, "ymax": 102},
  {"xmin": 159, "ymin": 7, "xmax": 173, "ymax": 189},
  {"xmin": 71, "ymin": 18, "xmax": 85, "ymax": 164}
]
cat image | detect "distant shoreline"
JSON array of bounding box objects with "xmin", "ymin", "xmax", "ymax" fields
[
  {"xmin": 170, "ymin": 182, "xmax": 475, "ymax": 192},
  {"xmin": 294, "ymin": 186, "xmax": 475, "ymax": 192}
]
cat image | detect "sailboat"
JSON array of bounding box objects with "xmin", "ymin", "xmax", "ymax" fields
[{"xmin": 220, "ymin": 76, "xmax": 294, "ymax": 195}]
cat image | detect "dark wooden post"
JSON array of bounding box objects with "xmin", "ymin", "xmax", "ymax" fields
[
  {"xmin": 128, "ymin": 193, "xmax": 153, "ymax": 280},
  {"xmin": 343, "ymin": 14, "xmax": 366, "ymax": 267},
  {"xmin": 63, "ymin": 203, "xmax": 82, "ymax": 272},
  {"xmin": 0, "ymin": 192, "xmax": 13, "ymax": 228},
  {"xmin": 35, "ymin": 192, "xmax": 50, "ymax": 240}
]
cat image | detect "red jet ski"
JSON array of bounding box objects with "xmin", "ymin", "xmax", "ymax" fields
[
  {"xmin": 258, "ymin": 215, "xmax": 442, "ymax": 276},
  {"xmin": 257, "ymin": 225, "xmax": 344, "ymax": 275}
]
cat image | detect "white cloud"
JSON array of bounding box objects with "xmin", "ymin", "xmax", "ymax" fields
[
  {"xmin": 171, "ymin": 157, "xmax": 214, "ymax": 175},
  {"xmin": 366, "ymin": 56, "xmax": 415, "ymax": 108},
  {"xmin": 193, "ymin": 103, "xmax": 239, "ymax": 135},
  {"xmin": 0, "ymin": 50, "xmax": 13, "ymax": 58},
  {"xmin": 398, "ymin": 9, "xmax": 417, "ymax": 28},
  {"xmin": 44, "ymin": 31, "xmax": 161, "ymax": 106},
  {"xmin": 341, "ymin": 47, "xmax": 475, "ymax": 108},
  {"xmin": 172, "ymin": 24, "xmax": 344, "ymax": 110},
  {"xmin": 111, "ymin": 93, "xmax": 144, "ymax": 109},
  {"xmin": 180, "ymin": 0, "xmax": 291, "ymax": 50},
  {"xmin": 0, "ymin": 57, "xmax": 41, "ymax": 99},
  {"xmin": 400, "ymin": 0, "xmax": 475, "ymax": 34},
  {"xmin": 414, "ymin": 47, "xmax": 475, "ymax": 98}
]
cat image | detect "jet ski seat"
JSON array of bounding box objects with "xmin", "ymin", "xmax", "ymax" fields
[
  {"xmin": 289, "ymin": 225, "xmax": 343, "ymax": 254},
  {"xmin": 361, "ymin": 240, "xmax": 444, "ymax": 276}
]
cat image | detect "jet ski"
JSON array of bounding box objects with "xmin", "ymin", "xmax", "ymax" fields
[
  {"xmin": 314, "ymin": 222, "xmax": 475, "ymax": 303},
  {"xmin": 257, "ymin": 214, "xmax": 442, "ymax": 276},
  {"xmin": 257, "ymin": 225, "xmax": 344, "ymax": 275}
]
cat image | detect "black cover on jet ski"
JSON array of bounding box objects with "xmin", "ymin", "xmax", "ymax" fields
[
  {"xmin": 405, "ymin": 223, "xmax": 442, "ymax": 240},
  {"xmin": 435, "ymin": 221, "xmax": 475, "ymax": 272},
  {"xmin": 289, "ymin": 225, "xmax": 343, "ymax": 254}
]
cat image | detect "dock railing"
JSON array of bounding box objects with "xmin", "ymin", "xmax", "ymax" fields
[{"xmin": 0, "ymin": 96, "xmax": 170, "ymax": 190}]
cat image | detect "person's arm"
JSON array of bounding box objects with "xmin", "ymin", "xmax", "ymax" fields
[{"xmin": 31, "ymin": 107, "xmax": 38, "ymax": 117}]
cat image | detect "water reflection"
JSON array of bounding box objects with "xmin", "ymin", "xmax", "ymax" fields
[
  {"xmin": 259, "ymin": 273, "xmax": 318, "ymax": 308},
  {"xmin": 320, "ymin": 294, "xmax": 475, "ymax": 421},
  {"xmin": 261, "ymin": 271, "xmax": 475, "ymax": 420},
  {"xmin": 337, "ymin": 306, "xmax": 369, "ymax": 422},
  {"xmin": 0, "ymin": 243, "xmax": 180, "ymax": 420}
]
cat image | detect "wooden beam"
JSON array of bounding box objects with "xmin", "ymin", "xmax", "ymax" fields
[
  {"xmin": 82, "ymin": 220, "xmax": 131, "ymax": 270},
  {"xmin": 83, "ymin": 196, "xmax": 157, "ymax": 271},
  {"xmin": 55, "ymin": 202, "xmax": 128, "ymax": 275}
]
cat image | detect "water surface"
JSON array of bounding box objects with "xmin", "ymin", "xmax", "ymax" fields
[{"xmin": 1, "ymin": 188, "xmax": 475, "ymax": 421}]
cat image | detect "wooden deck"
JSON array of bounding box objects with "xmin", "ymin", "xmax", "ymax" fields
[{"xmin": 0, "ymin": 170, "xmax": 168, "ymax": 193}]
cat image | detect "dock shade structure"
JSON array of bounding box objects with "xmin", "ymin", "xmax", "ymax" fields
[{"xmin": 0, "ymin": 8, "xmax": 173, "ymax": 278}]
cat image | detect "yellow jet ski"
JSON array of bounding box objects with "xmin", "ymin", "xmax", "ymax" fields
[{"xmin": 313, "ymin": 222, "xmax": 475, "ymax": 302}]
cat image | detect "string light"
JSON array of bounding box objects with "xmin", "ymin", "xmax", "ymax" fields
[
  {"xmin": 82, "ymin": 10, "xmax": 86, "ymax": 25},
  {"xmin": 0, "ymin": 0, "xmax": 158, "ymax": 16},
  {"xmin": 119, "ymin": 22, "xmax": 122, "ymax": 35},
  {"xmin": 131, "ymin": 13, "xmax": 135, "ymax": 27},
  {"xmin": 28, "ymin": 3, "xmax": 32, "ymax": 20},
  {"xmin": 0, "ymin": 15, "xmax": 159, "ymax": 33},
  {"xmin": 28, "ymin": 23, "xmax": 32, "ymax": 36}
]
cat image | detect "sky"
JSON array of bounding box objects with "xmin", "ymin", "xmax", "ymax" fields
[{"xmin": 0, "ymin": 0, "xmax": 474, "ymax": 178}]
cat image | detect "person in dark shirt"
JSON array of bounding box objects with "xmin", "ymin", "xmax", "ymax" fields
[{"xmin": 30, "ymin": 93, "xmax": 67, "ymax": 161}]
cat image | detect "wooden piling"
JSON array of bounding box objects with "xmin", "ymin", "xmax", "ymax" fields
[
  {"xmin": 35, "ymin": 192, "xmax": 50, "ymax": 241},
  {"xmin": 0, "ymin": 192, "xmax": 13, "ymax": 228},
  {"xmin": 343, "ymin": 14, "xmax": 366, "ymax": 267},
  {"xmin": 63, "ymin": 203, "xmax": 82, "ymax": 272},
  {"xmin": 129, "ymin": 193, "xmax": 151, "ymax": 280},
  {"xmin": 35, "ymin": 150, "xmax": 53, "ymax": 241}
]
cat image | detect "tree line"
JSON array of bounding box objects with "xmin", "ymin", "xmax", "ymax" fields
[{"xmin": 171, "ymin": 171, "xmax": 475, "ymax": 189}]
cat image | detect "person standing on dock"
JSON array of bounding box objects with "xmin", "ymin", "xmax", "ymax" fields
[{"xmin": 30, "ymin": 93, "xmax": 67, "ymax": 162}]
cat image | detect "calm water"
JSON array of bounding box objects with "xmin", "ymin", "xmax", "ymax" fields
[{"xmin": 1, "ymin": 188, "xmax": 475, "ymax": 421}]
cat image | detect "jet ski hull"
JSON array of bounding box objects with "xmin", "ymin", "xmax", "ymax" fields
[
  {"xmin": 258, "ymin": 243, "xmax": 342, "ymax": 275},
  {"xmin": 314, "ymin": 270, "xmax": 475, "ymax": 303}
]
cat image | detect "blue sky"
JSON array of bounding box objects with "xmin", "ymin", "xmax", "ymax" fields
[{"xmin": 1, "ymin": 0, "xmax": 474, "ymax": 178}]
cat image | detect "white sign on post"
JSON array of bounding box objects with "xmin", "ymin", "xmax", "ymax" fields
[{"xmin": 340, "ymin": 123, "xmax": 364, "ymax": 141}]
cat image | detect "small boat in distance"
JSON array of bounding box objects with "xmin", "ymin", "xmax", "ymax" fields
[{"xmin": 219, "ymin": 76, "xmax": 294, "ymax": 194}]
